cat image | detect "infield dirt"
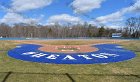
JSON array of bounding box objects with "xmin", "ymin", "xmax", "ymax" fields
[{"xmin": 13, "ymin": 39, "xmax": 128, "ymax": 53}]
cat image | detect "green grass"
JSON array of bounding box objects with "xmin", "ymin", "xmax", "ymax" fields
[
  {"xmin": 6, "ymin": 74, "xmax": 70, "ymax": 82},
  {"xmin": 0, "ymin": 40, "xmax": 140, "ymax": 82},
  {"xmin": 0, "ymin": 73, "xmax": 7, "ymax": 82}
]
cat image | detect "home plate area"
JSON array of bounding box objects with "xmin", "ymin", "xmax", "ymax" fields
[{"xmin": 8, "ymin": 44, "xmax": 136, "ymax": 64}]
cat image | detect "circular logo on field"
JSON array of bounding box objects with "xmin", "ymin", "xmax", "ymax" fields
[{"xmin": 8, "ymin": 44, "xmax": 136, "ymax": 64}]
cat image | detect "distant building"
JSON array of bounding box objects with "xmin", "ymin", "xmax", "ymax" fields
[
  {"xmin": 112, "ymin": 33, "xmax": 122, "ymax": 38},
  {"xmin": 0, "ymin": 36, "xmax": 3, "ymax": 38}
]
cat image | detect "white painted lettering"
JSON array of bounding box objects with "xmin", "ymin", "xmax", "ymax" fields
[
  {"xmin": 63, "ymin": 55, "xmax": 76, "ymax": 60},
  {"xmin": 78, "ymin": 55, "xmax": 92, "ymax": 60},
  {"xmin": 100, "ymin": 53, "xmax": 119, "ymax": 57},
  {"xmin": 22, "ymin": 52, "xmax": 37, "ymax": 55},
  {"xmin": 46, "ymin": 54, "xmax": 59, "ymax": 59},
  {"xmin": 91, "ymin": 54, "xmax": 108, "ymax": 58},
  {"xmin": 31, "ymin": 53, "xmax": 48, "ymax": 58}
]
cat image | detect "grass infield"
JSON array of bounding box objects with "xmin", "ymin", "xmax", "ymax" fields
[{"xmin": 0, "ymin": 39, "xmax": 140, "ymax": 82}]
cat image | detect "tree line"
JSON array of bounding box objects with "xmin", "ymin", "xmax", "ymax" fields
[
  {"xmin": 123, "ymin": 17, "xmax": 140, "ymax": 38},
  {"xmin": 0, "ymin": 17, "xmax": 140, "ymax": 38}
]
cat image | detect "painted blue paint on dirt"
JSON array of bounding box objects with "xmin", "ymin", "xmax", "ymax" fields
[{"xmin": 8, "ymin": 44, "xmax": 136, "ymax": 64}]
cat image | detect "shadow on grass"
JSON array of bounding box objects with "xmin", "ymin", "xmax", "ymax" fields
[{"xmin": 1, "ymin": 72, "xmax": 140, "ymax": 82}]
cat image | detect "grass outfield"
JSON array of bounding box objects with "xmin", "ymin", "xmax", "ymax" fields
[{"xmin": 0, "ymin": 40, "xmax": 140, "ymax": 82}]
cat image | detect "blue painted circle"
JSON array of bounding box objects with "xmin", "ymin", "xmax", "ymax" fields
[{"xmin": 8, "ymin": 44, "xmax": 136, "ymax": 64}]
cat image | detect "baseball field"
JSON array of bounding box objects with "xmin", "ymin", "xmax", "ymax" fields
[{"xmin": 0, "ymin": 39, "xmax": 140, "ymax": 82}]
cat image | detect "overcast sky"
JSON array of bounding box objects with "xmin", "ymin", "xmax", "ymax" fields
[{"xmin": 0, "ymin": 0, "xmax": 140, "ymax": 27}]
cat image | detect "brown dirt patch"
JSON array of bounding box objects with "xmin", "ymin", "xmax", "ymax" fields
[
  {"xmin": 13, "ymin": 39, "xmax": 128, "ymax": 53},
  {"xmin": 39, "ymin": 45, "xmax": 98, "ymax": 53}
]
